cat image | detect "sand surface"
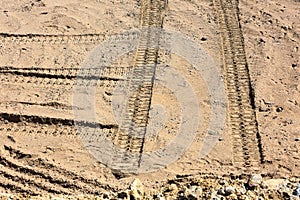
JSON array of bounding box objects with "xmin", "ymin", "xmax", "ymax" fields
[{"xmin": 0, "ymin": 0, "xmax": 299, "ymax": 199}]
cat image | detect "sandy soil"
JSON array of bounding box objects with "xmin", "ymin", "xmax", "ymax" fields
[{"xmin": 0, "ymin": 0, "xmax": 299, "ymax": 199}]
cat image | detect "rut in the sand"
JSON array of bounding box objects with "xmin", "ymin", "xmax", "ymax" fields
[
  {"xmin": 213, "ymin": 0, "xmax": 264, "ymax": 168},
  {"xmin": 112, "ymin": 0, "xmax": 168, "ymax": 168},
  {"xmin": 0, "ymin": 146, "xmax": 115, "ymax": 195},
  {"xmin": 0, "ymin": 33, "xmax": 106, "ymax": 44}
]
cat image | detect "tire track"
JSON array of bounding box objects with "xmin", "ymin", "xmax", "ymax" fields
[
  {"xmin": 3, "ymin": 146, "xmax": 115, "ymax": 191},
  {"xmin": 0, "ymin": 66, "xmax": 123, "ymax": 138},
  {"xmin": 213, "ymin": 0, "xmax": 264, "ymax": 168},
  {"xmin": 0, "ymin": 66, "xmax": 127, "ymax": 88},
  {"xmin": 0, "ymin": 66, "xmax": 129, "ymax": 79},
  {"xmin": 0, "ymin": 101, "xmax": 73, "ymax": 111},
  {"xmin": 0, "ymin": 32, "xmax": 141, "ymax": 45},
  {"xmin": 0, "ymin": 177, "xmax": 40, "ymax": 196},
  {"xmin": 113, "ymin": 0, "xmax": 167, "ymax": 169},
  {"xmin": 0, "ymin": 112, "xmax": 117, "ymax": 137},
  {"xmin": 0, "ymin": 33, "xmax": 106, "ymax": 44},
  {"xmin": 0, "ymin": 167, "xmax": 71, "ymax": 195},
  {"xmin": 0, "ymin": 146, "xmax": 114, "ymax": 195}
]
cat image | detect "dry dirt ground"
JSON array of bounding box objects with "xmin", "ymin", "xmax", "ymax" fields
[{"xmin": 0, "ymin": 0, "xmax": 299, "ymax": 199}]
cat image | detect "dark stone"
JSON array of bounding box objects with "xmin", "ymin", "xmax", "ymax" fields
[
  {"xmin": 118, "ymin": 192, "xmax": 128, "ymax": 199},
  {"xmin": 276, "ymin": 107, "xmax": 283, "ymax": 112},
  {"xmin": 292, "ymin": 63, "xmax": 297, "ymax": 68},
  {"xmin": 292, "ymin": 184, "xmax": 300, "ymax": 196}
]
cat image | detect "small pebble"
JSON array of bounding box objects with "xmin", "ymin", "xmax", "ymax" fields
[
  {"xmin": 228, "ymin": 193, "xmax": 238, "ymax": 199},
  {"xmin": 217, "ymin": 188, "xmax": 225, "ymax": 195},
  {"xmin": 248, "ymin": 174, "xmax": 263, "ymax": 188},
  {"xmin": 276, "ymin": 107, "xmax": 283, "ymax": 112},
  {"xmin": 292, "ymin": 184, "xmax": 300, "ymax": 196},
  {"xmin": 117, "ymin": 191, "xmax": 128, "ymax": 199},
  {"xmin": 7, "ymin": 135, "xmax": 16, "ymax": 143},
  {"xmin": 225, "ymin": 186, "xmax": 235, "ymax": 195},
  {"xmin": 259, "ymin": 99, "xmax": 271, "ymax": 112},
  {"xmin": 156, "ymin": 192, "xmax": 166, "ymax": 200},
  {"xmin": 219, "ymin": 179, "xmax": 228, "ymax": 185},
  {"xmin": 129, "ymin": 178, "xmax": 144, "ymax": 199}
]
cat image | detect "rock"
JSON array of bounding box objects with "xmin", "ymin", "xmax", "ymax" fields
[
  {"xmin": 263, "ymin": 179, "xmax": 287, "ymax": 190},
  {"xmin": 259, "ymin": 100, "xmax": 270, "ymax": 112},
  {"xmin": 211, "ymin": 193, "xmax": 223, "ymax": 200},
  {"xmin": 169, "ymin": 183, "xmax": 178, "ymax": 192},
  {"xmin": 7, "ymin": 135, "xmax": 16, "ymax": 143},
  {"xmin": 276, "ymin": 106, "xmax": 283, "ymax": 112},
  {"xmin": 165, "ymin": 184, "xmax": 178, "ymax": 197},
  {"xmin": 129, "ymin": 179, "xmax": 144, "ymax": 200},
  {"xmin": 237, "ymin": 185, "xmax": 247, "ymax": 195},
  {"xmin": 117, "ymin": 191, "xmax": 128, "ymax": 199},
  {"xmin": 281, "ymin": 25, "xmax": 289, "ymax": 31},
  {"xmin": 218, "ymin": 186, "xmax": 235, "ymax": 196},
  {"xmin": 219, "ymin": 179, "xmax": 228, "ymax": 186},
  {"xmin": 43, "ymin": 146, "xmax": 55, "ymax": 154},
  {"xmin": 225, "ymin": 186, "xmax": 235, "ymax": 195},
  {"xmin": 102, "ymin": 192, "xmax": 111, "ymax": 199},
  {"xmin": 246, "ymin": 190, "xmax": 257, "ymax": 199},
  {"xmin": 292, "ymin": 184, "xmax": 300, "ymax": 197},
  {"xmin": 238, "ymin": 195, "xmax": 250, "ymax": 200},
  {"xmin": 248, "ymin": 174, "xmax": 263, "ymax": 188},
  {"xmin": 185, "ymin": 185, "xmax": 202, "ymax": 198},
  {"xmin": 217, "ymin": 187, "xmax": 225, "ymax": 195},
  {"xmin": 156, "ymin": 192, "xmax": 165, "ymax": 200},
  {"xmin": 200, "ymin": 37, "xmax": 207, "ymax": 41},
  {"xmin": 258, "ymin": 38, "xmax": 266, "ymax": 44},
  {"xmin": 228, "ymin": 193, "xmax": 238, "ymax": 200}
]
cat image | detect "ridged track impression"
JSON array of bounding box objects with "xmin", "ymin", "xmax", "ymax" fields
[
  {"xmin": 0, "ymin": 66, "xmax": 128, "ymax": 88},
  {"xmin": 0, "ymin": 146, "xmax": 114, "ymax": 195},
  {"xmin": 0, "ymin": 66, "xmax": 125, "ymax": 138},
  {"xmin": 0, "ymin": 33, "xmax": 105, "ymax": 44},
  {"xmin": 113, "ymin": 0, "xmax": 167, "ymax": 168},
  {"xmin": 213, "ymin": 0, "xmax": 264, "ymax": 168},
  {"xmin": 0, "ymin": 112, "xmax": 117, "ymax": 137}
]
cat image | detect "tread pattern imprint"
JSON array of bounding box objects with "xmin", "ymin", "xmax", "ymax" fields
[
  {"xmin": 0, "ymin": 0, "xmax": 168, "ymax": 195},
  {"xmin": 213, "ymin": 0, "xmax": 264, "ymax": 169},
  {"xmin": 0, "ymin": 0, "xmax": 268, "ymax": 196}
]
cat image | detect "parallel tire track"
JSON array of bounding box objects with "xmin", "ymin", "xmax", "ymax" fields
[
  {"xmin": 0, "ymin": 67, "xmax": 127, "ymax": 136},
  {"xmin": 0, "ymin": 167, "xmax": 71, "ymax": 195},
  {"xmin": 0, "ymin": 66, "xmax": 123, "ymax": 138},
  {"xmin": 213, "ymin": 0, "xmax": 264, "ymax": 168},
  {"xmin": 0, "ymin": 178, "xmax": 40, "ymax": 196},
  {"xmin": 113, "ymin": 0, "xmax": 167, "ymax": 168},
  {"xmin": 0, "ymin": 66, "xmax": 128, "ymax": 88},
  {"xmin": 0, "ymin": 146, "xmax": 115, "ymax": 195}
]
